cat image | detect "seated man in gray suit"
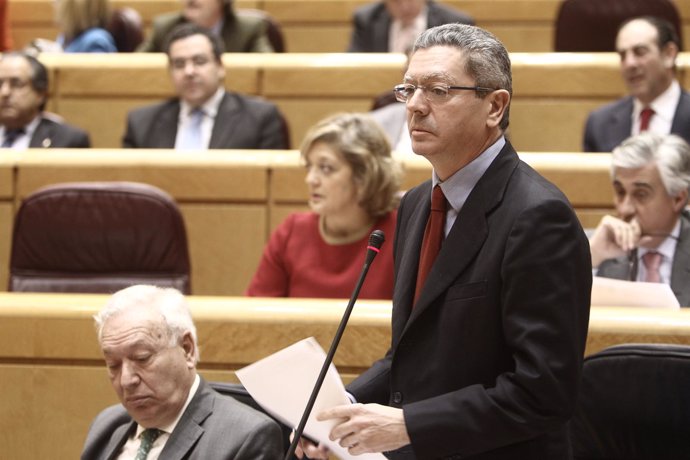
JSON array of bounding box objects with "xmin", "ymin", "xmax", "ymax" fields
[
  {"xmin": 590, "ymin": 133, "xmax": 690, "ymax": 306},
  {"xmin": 584, "ymin": 16, "xmax": 690, "ymax": 152},
  {"xmin": 137, "ymin": 0, "xmax": 273, "ymax": 52},
  {"xmin": 348, "ymin": 0, "xmax": 474, "ymax": 53},
  {"xmin": 81, "ymin": 284, "xmax": 283, "ymax": 459},
  {"xmin": 123, "ymin": 24, "xmax": 287, "ymax": 150},
  {"xmin": 0, "ymin": 52, "xmax": 90, "ymax": 149}
]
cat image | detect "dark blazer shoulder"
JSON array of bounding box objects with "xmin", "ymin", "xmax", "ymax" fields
[
  {"xmin": 31, "ymin": 116, "xmax": 91, "ymax": 148},
  {"xmin": 427, "ymin": 1, "xmax": 475, "ymax": 26}
]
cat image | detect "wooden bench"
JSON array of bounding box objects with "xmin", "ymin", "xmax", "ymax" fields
[
  {"xmin": 0, "ymin": 291, "xmax": 689, "ymax": 459},
  {"xmin": 1, "ymin": 150, "xmax": 614, "ymax": 296}
]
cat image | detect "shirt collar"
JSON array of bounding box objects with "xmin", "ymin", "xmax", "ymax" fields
[
  {"xmin": 633, "ymin": 79, "xmax": 681, "ymax": 123},
  {"xmin": 134, "ymin": 373, "xmax": 200, "ymax": 438},
  {"xmin": 431, "ymin": 136, "xmax": 506, "ymax": 213},
  {"xmin": 638, "ymin": 217, "xmax": 680, "ymax": 262},
  {"xmin": 180, "ymin": 88, "xmax": 224, "ymax": 120}
]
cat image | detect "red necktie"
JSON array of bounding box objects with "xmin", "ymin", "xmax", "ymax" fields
[
  {"xmin": 639, "ymin": 108, "xmax": 655, "ymax": 132},
  {"xmin": 414, "ymin": 185, "xmax": 446, "ymax": 305},
  {"xmin": 642, "ymin": 251, "xmax": 662, "ymax": 283}
]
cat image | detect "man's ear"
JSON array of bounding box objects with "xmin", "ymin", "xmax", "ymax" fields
[
  {"xmin": 181, "ymin": 332, "xmax": 196, "ymax": 368},
  {"xmin": 672, "ymin": 188, "xmax": 688, "ymax": 213},
  {"xmin": 486, "ymin": 89, "xmax": 510, "ymax": 129},
  {"xmin": 661, "ymin": 41, "xmax": 678, "ymax": 69}
]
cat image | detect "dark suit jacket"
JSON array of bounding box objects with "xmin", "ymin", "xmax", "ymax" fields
[
  {"xmin": 137, "ymin": 11, "xmax": 273, "ymax": 52},
  {"xmin": 348, "ymin": 1, "xmax": 474, "ymax": 52},
  {"xmin": 122, "ymin": 91, "xmax": 288, "ymax": 149},
  {"xmin": 597, "ymin": 210, "xmax": 690, "ymax": 306},
  {"xmin": 27, "ymin": 116, "xmax": 91, "ymax": 148},
  {"xmin": 81, "ymin": 378, "xmax": 283, "ymax": 460},
  {"xmin": 348, "ymin": 141, "xmax": 592, "ymax": 459},
  {"xmin": 583, "ymin": 90, "xmax": 690, "ymax": 152}
]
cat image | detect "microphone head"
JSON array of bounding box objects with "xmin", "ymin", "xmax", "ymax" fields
[{"xmin": 368, "ymin": 229, "xmax": 385, "ymax": 249}]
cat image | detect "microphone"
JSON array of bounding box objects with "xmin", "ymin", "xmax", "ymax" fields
[{"xmin": 284, "ymin": 230, "xmax": 386, "ymax": 460}]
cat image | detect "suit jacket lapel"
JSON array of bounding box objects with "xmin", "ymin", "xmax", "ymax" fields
[
  {"xmin": 159, "ymin": 379, "xmax": 213, "ymax": 460},
  {"xmin": 375, "ymin": 12, "xmax": 392, "ymax": 52},
  {"xmin": 402, "ymin": 143, "xmax": 519, "ymax": 333},
  {"xmin": 671, "ymin": 91, "xmax": 690, "ymax": 138},
  {"xmin": 104, "ymin": 421, "xmax": 136, "ymax": 460},
  {"xmin": 209, "ymin": 92, "xmax": 241, "ymax": 148},
  {"xmin": 671, "ymin": 211, "xmax": 690, "ymax": 306},
  {"xmin": 151, "ymin": 101, "xmax": 180, "ymax": 149},
  {"xmin": 610, "ymin": 97, "xmax": 634, "ymax": 147},
  {"xmin": 29, "ymin": 118, "xmax": 53, "ymax": 148}
]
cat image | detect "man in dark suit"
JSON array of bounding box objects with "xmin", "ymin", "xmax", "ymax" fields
[
  {"xmin": 348, "ymin": 0, "xmax": 474, "ymax": 53},
  {"xmin": 137, "ymin": 0, "xmax": 273, "ymax": 52},
  {"xmin": 124, "ymin": 24, "xmax": 287, "ymax": 150},
  {"xmin": 81, "ymin": 285, "xmax": 283, "ymax": 459},
  {"xmin": 590, "ymin": 133, "xmax": 690, "ymax": 306},
  {"xmin": 300, "ymin": 23, "xmax": 591, "ymax": 460},
  {"xmin": 0, "ymin": 52, "xmax": 90, "ymax": 149},
  {"xmin": 584, "ymin": 16, "xmax": 690, "ymax": 152}
]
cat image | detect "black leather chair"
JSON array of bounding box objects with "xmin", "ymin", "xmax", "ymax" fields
[
  {"xmin": 554, "ymin": 0, "xmax": 682, "ymax": 51},
  {"xmin": 9, "ymin": 182, "xmax": 191, "ymax": 294},
  {"xmin": 569, "ymin": 343, "xmax": 690, "ymax": 460},
  {"xmin": 107, "ymin": 7, "xmax": 144, "ymax": 52},
  {"xmin": 209, "ymin": 381, "xmax": 294, "ymax": 456}
]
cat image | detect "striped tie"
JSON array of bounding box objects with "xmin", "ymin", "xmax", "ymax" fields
[{"xmin": 135, "ymin": 428, "xmax": 162, "ymax": 460}]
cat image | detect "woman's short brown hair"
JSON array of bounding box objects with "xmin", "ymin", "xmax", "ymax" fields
[{"xmin": 300, "ymin": 112, "xmax": 403, "ymax": 218}]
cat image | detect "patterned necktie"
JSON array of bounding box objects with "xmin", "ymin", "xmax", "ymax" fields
[
  {"xmin": 642, "ymin": 251, "xmax": 662, "ymax": 283},
  {"xmin": 639, "ymin": 107, "xmax": 655, "ymax": 132},
  {"xmin": 135, "ymin": 428, "xmax": 162, "ymax": 460},
  {"xmin": 2, "ymin": 128, "xmax": 25, "ymax": 148},
  {"xmin": 414, "ymin": 184, "xmax": 446, "ymax": 305},
  {"xmin": 178, "ymin": 108, "xmax": 204, "ymax": 150}
]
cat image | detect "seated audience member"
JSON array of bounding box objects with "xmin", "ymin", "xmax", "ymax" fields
[
  {"xmin": 29, "ymin": 0, "xmax": 117, "ymax": 52},
  {"xmin": 348, "ymin": 0, "xmax": 474, "ymax": 53},
  {"xmin": 584, "ymin": 16, "xmax": 690, "ymax": 152},
  {"xmin": 81, "ymin": 284, "xmax": 284, "ymax": 459},
  {"xmin": 123, "ymin": 24, "xmax": 287, "ymax": 150},
  {"xmin": 137, "ymin": 0, "xmax": 273, "ymax": 52},
  {"xmin": 246, "ymin": 112, "xmax": 402, "ymax": 299},
  {"xmin": 0, "ymin": 52, "xmax": 91, "ymax": 148},
  {"xmin": 590, "ymin": 133, "xmax": 690, "ymax": 306}
]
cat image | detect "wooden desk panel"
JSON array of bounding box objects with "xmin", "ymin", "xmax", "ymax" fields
[{"xmin": 0, "ymin": 292, "xmax": 689, "ymax": 459}]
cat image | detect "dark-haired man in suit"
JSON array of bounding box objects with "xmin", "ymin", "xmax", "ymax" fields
[
  {"xmin": 123, "ymin": 23, "xmax": 287, "ymax": 150},
  {"xmin": 300, "ymin": 23, "xmax": 591, "ymax": 460},
  {"xmin": 348, "ymin": 0, "xmax": 474, "ymax": 53},
  {"xmin": 0, "ymin": 52, "xmax": 90, "ymax": 149},
  {"xmin": 584, "ymin": 16, "xmax": 690, "ymax": 152}
]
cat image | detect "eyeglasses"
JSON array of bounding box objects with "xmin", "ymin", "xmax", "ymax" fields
[
  {"xmin": 393, "ymin": 83, "xmax": 495, "ymax": 103},
  {"xmin": 0, "ymin": 78, "xmax": 31, "ymax": 90}
]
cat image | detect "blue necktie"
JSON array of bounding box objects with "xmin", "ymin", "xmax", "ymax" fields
[
  {"xmin": 178, "ymin": 109, "xmax": 204, "ymax": 150},
  {"xmin": 2, "ymin": 128, "xmax": 25, "ymax": 148}
]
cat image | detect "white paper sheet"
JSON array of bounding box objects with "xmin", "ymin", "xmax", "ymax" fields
[
  {"xmin": 236, "ymin": 337, "xmax": 387, "ymax": 460},
  {"xmin": 592, "ymin": 276, "xmax": 680, "ymax": 309}
]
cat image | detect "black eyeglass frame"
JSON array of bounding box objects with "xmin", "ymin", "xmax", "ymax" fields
[{"xmin": 393, "ymin": 83, "xmax": 496, "ymax": 103}]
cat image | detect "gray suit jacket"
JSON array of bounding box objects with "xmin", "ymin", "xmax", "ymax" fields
[
  {"xmin": 597, "ymin": 210, "xmax": 690, "ymax": 307},
  {"xmin": 137, "ymin": 11, "xmax": 273, "ymax": 53},
  {"xmin": 80, "ymin": 379, "xmax": 283, "ymax": 460},
  {"xmin": 122, "ymin": 91, "xmax": 287, "ymax": 149},
  {"xmin": 583, "ymin": 89, "xmax": 690, "ymax": 152},
  {"xmin": 26, "ymin": 116, "xmax": 91, "ymax": 148},
  {"xmin": 348, "ymin": 141, "xmax": 591, "ymax": 459},
  {"xmin": 348, "ymin": 1, "xmax": 474, "ymax": 52}
]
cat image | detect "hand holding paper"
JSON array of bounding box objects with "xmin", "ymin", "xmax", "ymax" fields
[{"xmin": 236, "ymin": 337, "xmax": 387, "ymax": 460}]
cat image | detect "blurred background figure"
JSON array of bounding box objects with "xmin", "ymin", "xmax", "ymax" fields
[
  {"xmin": 29, "ymin": 0, "xmax": 117, "ymax": 52},
  {"xmin": 348, "ymin": 0, "xmax": 474, "ymax": 53},
  {"xmin": 138, "ymin": 0, "xmax": 273, "ymax": 52},
  {"xmin": 246, "ymin": 112, "xmax": 402, "ymax": 299},
  {"xmin": 0, "ymin": 52, "xmax": 91, "ymax": 148},
  {"xmin": 123, "ymin": 24, "xmax": 286, "ymax": 149}
]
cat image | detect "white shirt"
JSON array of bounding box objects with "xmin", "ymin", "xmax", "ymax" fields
[
  {"xmin": 0, "ymin": 116, "xmax": 41, "ymax": 149},
  {"xmin": 116, "ymin": 374, "xmax": 200, "ymax": 460},
  {"xmin": 174, "ymin": 88, "xmax": 224, "ymax": 150},
  {"xmin": 636, "ymin": 218, "xmax": 680, "ymax": 284},
  {"xmin": 632, "ymin": 80, "xmax": 681, "ymax": 136},
  {"xmin": 388, "ymin": 8, "xmax": 427, "ymax": 53}
]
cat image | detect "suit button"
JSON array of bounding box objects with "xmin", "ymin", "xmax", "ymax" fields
[{"xmin": 392, "ymin": 391, "xmax": 403, "ymax": 404}]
